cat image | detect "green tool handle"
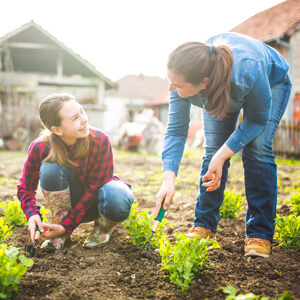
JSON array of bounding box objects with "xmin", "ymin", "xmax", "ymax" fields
[
  {"xmin": 152, "ymin": 200, "xmax": 165, "ymax": 232},
  {"xmin": 155, "ymin": 200, "xmax": 165, "ymax": 222}
]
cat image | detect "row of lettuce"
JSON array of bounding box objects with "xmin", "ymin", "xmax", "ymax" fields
[
  {"xmin": 123, "ymin": 189, "xmax": 299, "ymax": 299},
  {"xmin": 0, "ymin": 187, "xmax": 299, "ymax": 299}
]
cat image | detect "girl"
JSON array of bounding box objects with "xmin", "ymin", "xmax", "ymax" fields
[
  {"xmin": 18, "ymin": 93, "xmax": 134, "ymax": 250},
  {"xmin": 154, "ymin": 32, "xmax": 292, "ymax": 257}
]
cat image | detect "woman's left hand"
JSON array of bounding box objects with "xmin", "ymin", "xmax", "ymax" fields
[
  {"xmin": 202, "ymin": 145, "xmax": 235, "ymax": 192},
  {"xmin": 41, "ymin": 224, "xmax": 66, "ymax": 239}
]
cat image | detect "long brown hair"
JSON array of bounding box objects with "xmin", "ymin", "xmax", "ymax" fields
[
  {"xmin": 167, "ymin": 41, "xmax": 233, "ymax": 119},
  {"xmin": 39, "ymin": 93, "xmax": 90, "ymax": 168}
]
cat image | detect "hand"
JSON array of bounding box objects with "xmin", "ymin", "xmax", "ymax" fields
[
  {"xmin": 28, "ymin": 214, "xmax": 44, "ymax": 243},
  {"xmin": 154, "ymin": 171, "xmax": 176, "ymax": 218},
  {"xmin": 41, "ymin": 224, "xmax": 66, "ymax": 240},
  {"xmin": 202, "ymin": 145, "xmax": 234, "ymax": 192}
]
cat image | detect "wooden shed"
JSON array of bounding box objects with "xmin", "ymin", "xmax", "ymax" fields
[{"xmin": 0, "ymin": 20, "xmax": 116, "ymax": 149}]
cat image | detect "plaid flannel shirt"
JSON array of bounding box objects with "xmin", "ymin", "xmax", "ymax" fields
[{"xmin": 17, "ymin": 127, "xmax": 124, "ymax": 233}]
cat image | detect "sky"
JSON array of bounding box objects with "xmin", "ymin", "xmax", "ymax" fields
[{"xmin": 0, "ymin": 0, "xmax": 285, "ymax": 81}]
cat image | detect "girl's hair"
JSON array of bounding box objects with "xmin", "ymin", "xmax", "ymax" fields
[
  {"xmin": 39, "ymin": 93, "xmax": 90, "ymax": 168},
  {"xmin": 167, "ymin": 41, "xmax": 233, "ymax": 119}
]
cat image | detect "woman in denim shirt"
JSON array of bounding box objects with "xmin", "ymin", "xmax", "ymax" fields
[{"xmin": 154, "ymin": 32, "xmax": 292, "ymax": 257}]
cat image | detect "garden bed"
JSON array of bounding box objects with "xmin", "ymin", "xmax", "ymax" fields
[{"xmin": 0, "ymin": 150, "xmax": 299, "ymax": 299}]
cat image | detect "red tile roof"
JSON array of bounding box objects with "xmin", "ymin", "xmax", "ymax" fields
[{"xmin": 230, "ymin": 0, "xmax": 300, "ymax": 42}]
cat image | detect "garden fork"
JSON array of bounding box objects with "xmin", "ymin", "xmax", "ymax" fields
[{"xmin": 139, "ymin": 201, "xmax": 165, "ymax": 259}]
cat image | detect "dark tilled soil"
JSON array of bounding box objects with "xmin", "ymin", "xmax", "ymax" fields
[{"xmin": 1, "ymin": 151, "xmax": 299, "ymax": 300}]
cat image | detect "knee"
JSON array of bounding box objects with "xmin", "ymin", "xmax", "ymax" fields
[
  {"xmin": 98, "ymin": 180, "xmax": 134, "ymax": 222},
  {"xmin": 40, "ymin": 162, "xmax": 68, "ymax": 191}
]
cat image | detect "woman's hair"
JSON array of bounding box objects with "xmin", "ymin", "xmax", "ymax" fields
[
  {"xmin": 39, "ymin": 93, "xmax": 90, "ymax": 168},
  {"xmin": 167, "ymin": 41, "xmax": 233, "ymax": 119}
]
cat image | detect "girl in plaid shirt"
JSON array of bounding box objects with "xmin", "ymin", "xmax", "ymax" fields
[{"xmin": 18, "ymin": 93, "xmax": 134, "ymax": 249}]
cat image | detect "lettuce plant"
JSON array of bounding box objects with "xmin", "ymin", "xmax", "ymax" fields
[
  {"xmin": 220, "ymin": 191, "xmax": 243, "ymax": 219},
  {"xmin": 286, "ymin": 189, "xmax": 300, "ymax": 216},
  {"xmin": 123, "ymin": 203, "xmax": 167, "ymax": 249},
  {"xmin": 0, "ymin": 218, "xmax": 13, "ymax": 243},
  {"xmin": 0, "ymin": 199, "xmax": 49, "ymax": 227},
  {"xmin": 0, "ymin": 244, "xmax": 34, "ymax": 299},
  {"xmin": 159, "ymin": 234, "xmax": 220, "ymax": 291},
  {"xmin": 275, "ymin": 214, "xmax": 300, "ymax": 249}
]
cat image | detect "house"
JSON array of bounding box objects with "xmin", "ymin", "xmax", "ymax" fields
[
  {"xmin": 103, "ymin": 73, "xmax": 169, "ymax": 135},
  {"xmin": 0, "ymin": 20, "xmax": 115, "ymax": 149},
  {"xmin": 230, "ymin": 0, "xmax": 300, "ymax": 122}
]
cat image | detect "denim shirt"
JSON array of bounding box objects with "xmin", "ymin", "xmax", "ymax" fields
[{"xmin": 162, "ymin": 32, "xmax": 290, "ymax": 175}]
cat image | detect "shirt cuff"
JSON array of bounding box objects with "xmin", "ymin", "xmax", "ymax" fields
[{"xmin": 162, "ymin": 159, "xmax": 180, "ymax": 176}]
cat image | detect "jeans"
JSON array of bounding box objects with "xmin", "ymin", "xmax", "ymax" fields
[
  {"xmin": 194, "ymin": 79, "xmax": 292, "ymax": 243},
  {"xmin": 39, "ymin": 162, "xmax": 134, "ymax": 223}
]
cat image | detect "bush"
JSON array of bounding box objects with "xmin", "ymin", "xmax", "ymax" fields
[{"xmin": 220, "ymin": 191, "xmax": 243, "ymax": 219}]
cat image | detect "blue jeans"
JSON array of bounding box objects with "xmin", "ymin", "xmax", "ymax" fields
[
  {"xmin": 39, "ymin": 162, "xmax": 134, "ymax": 223},
  {"xmin": 195, "ymin": 80, "xmax": 292, "ymax": 243}
]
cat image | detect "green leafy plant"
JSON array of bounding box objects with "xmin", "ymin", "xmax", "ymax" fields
[
  {"xmin": 158, "ymin": 234, "xmax": 220, "ymax": 291},
  {"xmin": 0, "ymin": 244, "xmax": 34, "ymax": 299},
  {"xmin": 221, "ymin": 286, "xmax": 292, "ymax": 300},
  {"xmin": 0, "ymin": 199, "xmax": 27, "ymax": 227},
  {"xmin": 275, "ymin": 214, "xmax": 300, "ymax": 249},
  {"xmin": 123, "ymin": 203, "xmax": 167, "ymax": 249},
  {"xmin": 286, "ymin": 189, "xmax": 300, "ymax": 216},
  {"xmin": 0, "ymin": 218, "xmax": 13, "ymax": 244},
  {"xmin": 0, "ymin": 199, "xmax": 49, "ymax": 227},
  {"xmin": 220, "ymin": 191, "xmax": 243, "ymax": 219}
]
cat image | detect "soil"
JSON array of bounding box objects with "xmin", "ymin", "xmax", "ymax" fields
[{"xmin": 0, "ymin": 150, "xmax": 299, "ymax": 300}]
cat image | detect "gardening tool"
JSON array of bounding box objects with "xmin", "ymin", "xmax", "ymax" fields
[
  {"xmin": 24, "ymin": 225, "xmax": 41, "ymax": 257},
  {"xmin": 24, "ymin": 217, "xmax": 48, "ymax": 257},
  {"xmin": 139, "ymin": 200, "xmax": 165, "ymax": 259}
]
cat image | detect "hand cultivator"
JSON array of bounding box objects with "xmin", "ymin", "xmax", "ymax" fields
[
  {"xmin": 139, "ymin": 201, "xmax": 165, "ymax": 259},
  {"xmin": 24, "ymin": 225, "xmax": 41, "ymax": 257}
]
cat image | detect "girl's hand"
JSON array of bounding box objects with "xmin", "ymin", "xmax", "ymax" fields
[
  {"xmin": 41, "ymin": 224, "xmax": 66, "ymax": 239},
  {"xmin": 154, "ymin": 171, "xmax": 176, "ymax": 218},
  {"xmin": 28, "ymin": 214, "xmax": 44, "ymax": 243}
]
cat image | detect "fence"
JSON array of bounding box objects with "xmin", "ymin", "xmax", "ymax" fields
[{"xmin": 273, "ymin": 121, "xmax": 300, "ymax": 158}]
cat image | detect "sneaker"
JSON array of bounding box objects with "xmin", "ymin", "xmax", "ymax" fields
[
  {"xmin": 41, "ymin": 233, "xmax": 71, "ymax": 250},
  {"xmin": 186, "ymin": 226, "xmax": 216, "ymax": 239},
  {"xmin": 244, "ymin": 238, "xmax": 271, "ymax": 258}
]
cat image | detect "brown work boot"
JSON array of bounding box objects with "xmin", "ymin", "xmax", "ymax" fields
[
  {"xmin": 186, "ymin": 226, "xmax": 216, "ymax": 239},
  {"xmin": 244, "ymin": 238, "xmax": 271, "ymax": 258}
]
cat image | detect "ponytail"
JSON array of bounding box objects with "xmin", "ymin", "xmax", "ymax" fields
[{"xmin": 167, "ymin": 41, "xmax": 233, "ymax": 119}]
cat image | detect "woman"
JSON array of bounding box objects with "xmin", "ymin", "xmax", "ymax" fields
[
  {"xmin": 18, "ymin": 93, "xmax": 134, "ymax": 250},
  {"xmin": 154, "ymin": 32, "xmax": 292, "ymax": 257}
]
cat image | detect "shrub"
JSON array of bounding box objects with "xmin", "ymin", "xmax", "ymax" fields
[
  {"xmin": 275, "ymin": 214, "xmax": 300, "ymax": 249},
  {"xmin": 220, "ymin": 191, "xmax": 243, "ymax": 219},
  {"xmin": 123, "ymin": 203, "xmax": 167, "ymax": 249},
  {"xmin": 0, "ymin": 244, "xmax": 34, "ymax": 299},
  {"xmin": 159, "ymin": 234, "xmax": 220, "ymax": 291}
]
